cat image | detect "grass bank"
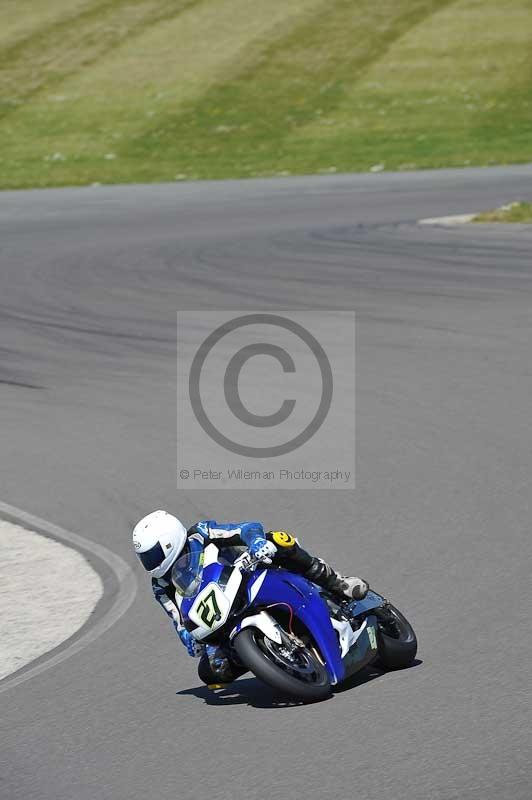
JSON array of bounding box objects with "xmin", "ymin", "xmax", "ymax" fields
[
  {"xmin": 473, "ymin": 201, "xmax": 532, "ymax": 222},
  {"xmin": 1, "ymin": 0, "xmax": 532, "ymax": 188}
]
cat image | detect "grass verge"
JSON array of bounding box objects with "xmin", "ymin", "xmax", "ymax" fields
[
  {"xmin": 1, "ymin": 0, "xmax": 532, "ymax": 188},
  {"xmin": 473, "ymin": 201, "xmax": 532, "ymax": 222}
]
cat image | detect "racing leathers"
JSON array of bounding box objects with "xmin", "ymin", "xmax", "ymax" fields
[{"xmin": 151, "ymin": 520, "xmax": 368, "ymax": 684}]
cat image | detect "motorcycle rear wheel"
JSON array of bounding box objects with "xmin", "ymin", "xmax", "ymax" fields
[
  {"xmin": 375, "ymin": 603, "xmax": 417, "ymax": 670},
  {"xmin": 233, "ymin": 628, "xmax": 331, "ymax": 701}
]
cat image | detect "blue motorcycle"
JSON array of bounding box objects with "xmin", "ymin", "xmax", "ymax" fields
[{"xmin": 172, "ymin": 542, "xmax": 417, "ymax": 701}]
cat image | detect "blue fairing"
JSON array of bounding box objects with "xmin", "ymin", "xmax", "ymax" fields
[
  {"xmin": 179, "ymin": 556, "xmax": 383, "ymax": 686},
  {"xmin": 345, "ymin": 589, "xmax": 385, "ymax": 617},
  {"xmin": 247, "ymin": 568, "xmax": 346, "ymax": 684}
]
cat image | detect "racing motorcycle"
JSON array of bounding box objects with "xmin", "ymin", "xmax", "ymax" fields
[{"xmin": 172, "ymin": 543, "xmax": 417, "ymax": 701}]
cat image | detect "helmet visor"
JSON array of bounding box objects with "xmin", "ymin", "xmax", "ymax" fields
[{"xmin": 137, "ymin": 541, "xmax": 165, "ymax": 572}]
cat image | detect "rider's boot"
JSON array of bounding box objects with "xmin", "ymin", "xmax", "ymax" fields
[
  {"xmin": 207, "ymin": 645, "xmax": 236, "ymax": 682},
  {"xmin": 304, "ymin": 557, "xmax": 369, "ymax": 601},
  {"xmin": 198, "ymin": 645, "xmax": 247, "ymax": 688}
]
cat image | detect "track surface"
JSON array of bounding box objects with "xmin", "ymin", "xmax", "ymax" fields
[{"xmin": 1, "ymin": 167, "xmax": 531, "ymax": 800}]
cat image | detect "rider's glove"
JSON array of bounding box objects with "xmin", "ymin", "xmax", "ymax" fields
[
  {"xmin": 249, "ymin": 538, "xmax": 277, "ymax": 565},
  {"xmin": 178, "ymin": 628, "xmax": 204, "ymax": 658}
]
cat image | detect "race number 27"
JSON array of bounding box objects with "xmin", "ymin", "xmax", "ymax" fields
[{"xmin": 197, "ymin": 589, "xmax": 222, "ymax": 628}]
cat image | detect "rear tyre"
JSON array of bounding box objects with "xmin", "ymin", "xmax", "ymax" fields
[
  {"xmin": 375, "ymin": 604, "xmax": 417, "ymax": 670},
  {"xmin": 233, "ymin": 628, "xmax": 331, "ymax": 701}
]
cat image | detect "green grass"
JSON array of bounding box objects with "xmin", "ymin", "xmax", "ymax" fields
[
  {"xmin": 1, "ymin": 0, "xmax": 532, "ymax": 188},
  {"xmin": 473, "ymin": 201, "xmax": 532, "ymax": 222}
]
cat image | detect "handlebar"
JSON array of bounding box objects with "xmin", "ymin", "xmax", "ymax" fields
[{"xmin": 234, "ymin": 551, "xmax": 261, "ymax": 571}]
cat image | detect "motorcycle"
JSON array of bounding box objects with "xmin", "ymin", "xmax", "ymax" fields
[{"xmin": 172, "ymin": 542, "xmax": 417, "ymax": 701}]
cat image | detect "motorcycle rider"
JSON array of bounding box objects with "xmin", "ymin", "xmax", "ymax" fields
[{"xmin": 132, "ymin": 509, "xmax": 368, "ymax": 685}]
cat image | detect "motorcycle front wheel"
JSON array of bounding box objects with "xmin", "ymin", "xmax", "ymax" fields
[{"xmin": 233, "ymin": 628, "xmax": 331, "ymax": 701}]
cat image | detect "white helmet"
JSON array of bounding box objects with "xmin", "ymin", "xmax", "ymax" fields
[{"xmin": 132, "ymin": 510, "xmax": 187, "ymax": 578}]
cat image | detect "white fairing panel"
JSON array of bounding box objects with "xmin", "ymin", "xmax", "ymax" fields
[
  {"xmin": 189, "ymin": 566, "xmax": 243, "ymax": 640},
  {"xmin": 229, "ymin": 611, "xmax": 283, "ymax": 644},
  {"xmin": 203, "ymin": 543, "xmax": 221, "ymax": 567},
  {"xmin": 331, "ymin": 617, "xmax": 368, "ymax": 657}
]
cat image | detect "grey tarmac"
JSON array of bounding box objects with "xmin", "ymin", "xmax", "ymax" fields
[{"xmin": 1, "ymin": 165, "xmax": 531, "ymax": 800}]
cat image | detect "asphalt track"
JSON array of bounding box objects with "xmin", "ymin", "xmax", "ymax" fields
[{"xmin": 1, "ymin": 166, "xmax": 532, "ymax": 800}]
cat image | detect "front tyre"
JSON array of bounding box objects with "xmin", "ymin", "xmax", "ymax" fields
[
  {"xmin": 375, "ymin": 603, "xmax": 417, "ymax": 670},
  {"xmin": 233, "ymin": 628, "xmax": 331, "ymax": 701}
]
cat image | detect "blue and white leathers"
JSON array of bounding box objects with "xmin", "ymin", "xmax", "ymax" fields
[{"xmin": 193, "ymin": 520, "xmax": 266, "ymax": 546}]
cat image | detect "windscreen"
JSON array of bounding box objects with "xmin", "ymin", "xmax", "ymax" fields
[{"xmin": 171, "ymin": 543, "xmax": 204, "ymax": 597}]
